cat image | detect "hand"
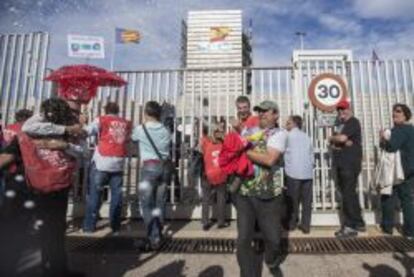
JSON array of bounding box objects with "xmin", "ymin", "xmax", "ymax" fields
[
  {"xmin": 65, "ymin": 124, "xmax": 83, "ymax": 136},
  {"xmin": 380, "ymin": 129, "xmax": 391, "ymax": 141},
  {"xmin": 79, "ymin": 113, "xmax": 88, "ymax": 125},
  {"xmin": 34, "ymin": 139, "xmax": 68, "ymax": 150},
  {"xmin": 230, "ymin": 119, "xmax": 242, "ymax": 132},
  {"xmin": 345, "ymin": 140, "xmax": 353, "ymax": 147}
]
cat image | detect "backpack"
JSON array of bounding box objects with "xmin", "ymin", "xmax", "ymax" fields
[{"xmin": 18, "ymin": 133, "xmax": 76, "ymax": 193}]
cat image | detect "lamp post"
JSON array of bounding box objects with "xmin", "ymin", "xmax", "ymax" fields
[{"xmin": 295, "ymin": 31, "xmax": 306, "ymax": 50}]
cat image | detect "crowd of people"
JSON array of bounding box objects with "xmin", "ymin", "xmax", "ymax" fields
[{"xmin": 1, "ymin": 93, "xmax": 414, "ymax": 277}]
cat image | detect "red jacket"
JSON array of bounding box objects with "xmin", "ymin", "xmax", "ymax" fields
[
  {"xmin": 218, "ymin": 132, "xmax": 254, "ymax": 178},
  {"xmin": 201, "ymin": 137, "xmax": 227, "ymax": 186},
  {"xmin": 18, "ymin": 133, "xmax": 76, "ymax": 193},
  {"xmin": 98, "ymin": 115, "xmax": 131, "ymax": 157}
]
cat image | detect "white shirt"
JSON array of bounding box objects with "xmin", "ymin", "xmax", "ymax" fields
[
  {"xmin": 267, "ymin": 128, "xmax": 288, "ymax": 153},
  {"xmin": 284, "ymin": 127, "xmax": 314, "ymax": 180}
]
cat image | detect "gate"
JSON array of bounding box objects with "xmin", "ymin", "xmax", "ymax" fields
[{"xmin": 2, "ymin": 32, "xmax": 414, "ymax": 223}]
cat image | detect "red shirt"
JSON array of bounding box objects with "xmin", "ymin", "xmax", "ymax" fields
[
  {"xmin": 201, "ymin": 137, "xmax": 227, "ymax": 186},
  {"xmin": 3, "ymin": 122, "xmax": 23, "ymax": 146},
  {"xmin": 241, "ymin": 115, "xmax": 260, "ymax": 129}
]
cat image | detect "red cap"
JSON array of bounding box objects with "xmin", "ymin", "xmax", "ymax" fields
[{"xmin": 336, "ymin": 99, "xmax": 350, "ymax": 110}]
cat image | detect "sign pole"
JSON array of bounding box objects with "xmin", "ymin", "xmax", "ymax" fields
[{"xmin": 110, "ymin": 38, "xmax": 116, "ymax": 71}]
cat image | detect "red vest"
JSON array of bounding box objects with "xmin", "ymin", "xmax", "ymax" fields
[
  {"xmin": 201, "ymin": 137, "xmax": 227, "ymax": 186},
  {"xmin": 3, "ymin": 122, "xmax": 23, "ymax": 145},
  {"xmin": 18, "ymin": 133, "xmax": 76, "ymax": 193},
  {"xmin": 98, "ymin": 115, "xmax": 131, "ymax": 157}
]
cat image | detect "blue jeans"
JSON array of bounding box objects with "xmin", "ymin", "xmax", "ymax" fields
[
  {"xmin": 83, "ymin": 164, "xmax": 123, "ymax": 232},
  {"xmin": 138, "ymin": 162, "xmax": 168, "ymax": 243}
]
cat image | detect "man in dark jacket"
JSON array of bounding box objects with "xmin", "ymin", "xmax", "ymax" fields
[{"xmin": 329, "ymin": 99, "xmax": 366, "ymax": 238}]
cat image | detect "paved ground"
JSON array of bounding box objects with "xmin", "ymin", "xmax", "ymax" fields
[
  {"xmin": 69, "ymin": 252, "xmax": 414, "ymax": 277},
  {"xmin": 66, "ymin": 220, "xmax": 414, "ymax": 277},
  {"xmin": 66, "ymin": 219, "xmax": 392, "ymax": 239}
]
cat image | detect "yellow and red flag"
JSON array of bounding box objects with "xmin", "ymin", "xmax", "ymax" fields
[{"xmin": 116, "ymin": 28, "xmax": 141, "ymax": 44}]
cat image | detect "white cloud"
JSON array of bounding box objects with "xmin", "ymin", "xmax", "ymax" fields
[
  {"xmin": 352, "ymin": 0, "xmax": 414, "ymax": 19},
  {"xmin": 318, "ymin": 13, "xmax": 362, "ymax": 34}
]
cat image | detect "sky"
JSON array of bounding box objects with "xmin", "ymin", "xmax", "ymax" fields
[{"xmin": 0, "ymin": 0, "xmax": 413, "ymax": 71}]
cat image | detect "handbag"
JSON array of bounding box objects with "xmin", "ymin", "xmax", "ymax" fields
[
  {"xmin": 187, "ymin": 148, "xmax": 204, "ymax": 188},
  {"xmin": 142, "ymin": 124, "xmax": 174, "ymax": 175}
]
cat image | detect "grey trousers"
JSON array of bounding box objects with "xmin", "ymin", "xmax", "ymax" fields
[{"xmin": 201, "ymin": 178, "xmax": 227, "ymax": 226}]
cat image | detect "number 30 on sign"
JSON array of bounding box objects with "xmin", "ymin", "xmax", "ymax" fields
[{"xmin": 308, "ymin": 73, "xmax": 348, "ymax": 112}]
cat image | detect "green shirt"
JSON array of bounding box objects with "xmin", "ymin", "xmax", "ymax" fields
[{"xmin": 381, "ymin": 124, "xmax": 414, "ymax": 178}]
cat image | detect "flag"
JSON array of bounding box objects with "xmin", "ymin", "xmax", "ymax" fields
[
  {"xmin": 116, "ymin": 28, "xmax": 141, "ymax": 44},
  {"xmin": 209, "ymin": 26, "xmax": 231, "ymax": 42},
  {"xmin": 372, "ymin": 49, "xmax": 380, "ymax": 62}
]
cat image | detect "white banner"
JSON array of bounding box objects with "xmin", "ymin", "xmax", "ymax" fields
[{"xmin": 68, "ymin": 34, "xmax": 105, "ymax": 59}]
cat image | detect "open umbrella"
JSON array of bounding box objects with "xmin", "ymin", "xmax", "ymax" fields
[{"xmin": 45, "ymin": 64, "xmax": 127, "ymax": 104}]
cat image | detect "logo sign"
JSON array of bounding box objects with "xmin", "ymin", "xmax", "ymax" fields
[
  {"xmin": 197, "ymin": 41, "xmax": 233, "ymax": 52},
  {"xmin": 210, "ymin": 26, "xmax": 231, "ymax": 42},
  {"xmin": 68, "ymin": 34, "xmax": 105, "ymax": 59},
  {"xmin": 308, "ymin": 73, "xmax": 348, "ymax": 112},
  {"xmin": 317, "ymin": 113, "xmax": 338, "ymax": 127}
]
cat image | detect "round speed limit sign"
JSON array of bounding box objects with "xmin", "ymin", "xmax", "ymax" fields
[{"xmin": 308, "ymin": 73, "xmax": 348, "ymax": 112}]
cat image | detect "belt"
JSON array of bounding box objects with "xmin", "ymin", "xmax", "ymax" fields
[{"xmin": 143, "ymin": 159, "xmax": 161, "ymax": 165}]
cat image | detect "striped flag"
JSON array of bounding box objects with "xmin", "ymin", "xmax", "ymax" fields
[{"xmin": 116, "ymin": 28, "xmax": 141, "ymax": 44}]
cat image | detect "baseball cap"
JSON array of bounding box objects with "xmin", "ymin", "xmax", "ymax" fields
[
  {"xmin": 336, "ymin": 99, "xmax": 350, "ymax": 110},
  {"xmin": 253, "ymin": 100, "xmax": 279, "ymax": 112}
]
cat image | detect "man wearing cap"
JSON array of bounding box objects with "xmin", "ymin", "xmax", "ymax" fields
[
  {"xmin": 329, "ymin": 99, "xmax": 365, "ymax": 238},
  {"xmin": 234, "ymin": 100, "xmax": 287, "ymax": 277}
]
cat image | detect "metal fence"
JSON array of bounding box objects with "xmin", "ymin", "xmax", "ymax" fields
[
  {"xmin": 0, "ymin": 32, "xmax": 51, "ymax": 126},
  {"xmin": 82, "ymin": 67, "xmax": 295, "ymax": 217},
  {"xmin": 82, "ymin": 61, "xmax": 414, "ymax": 217},
  {"xmin": 2, "ymin": 32, "xmax": 414, "ymax": 219}
]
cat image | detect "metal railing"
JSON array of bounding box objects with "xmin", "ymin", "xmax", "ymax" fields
[{"xmin": 2, "ymin": 32, "xmax": 414, "ymax": 218}]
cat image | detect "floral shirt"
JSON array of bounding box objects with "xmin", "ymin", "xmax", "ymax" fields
[{"xmin": 239, "ymin": 127, "xmax": 287, "ymax": 199}]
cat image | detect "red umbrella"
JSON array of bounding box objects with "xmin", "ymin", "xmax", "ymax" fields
[{"xmin": 45, "ymin": 64, "xmax": 127, "ymax": 104}]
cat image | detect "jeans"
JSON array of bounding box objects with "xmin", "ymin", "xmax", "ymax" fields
[
  {"xmin": 201, "ymin": 178, "xmax": 227, "ymax": 226},
  {"xmin": 83, "ymin": 163, "xmax": 124, "ymax": 232},
  {"xmin": 138, "ymin": 162, "xmax": 168, "ymax": 243},
  {"xmin": 285, "ymin": 175, "xmax": 313, "ymax": 231},
  {"xmin": 235, "ymin": 194, "xmax": 283, "ymax": 277},
  {"xmin": 381, "ymin": 177, "xmax": 414, "ymax": 236},
  {"xmin": 333, "ymin": 166, "xmax": 365, "ymax": 229}
]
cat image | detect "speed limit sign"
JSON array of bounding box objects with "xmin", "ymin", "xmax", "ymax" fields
[{"xmin": 308, "ymin": 73, "xmax": 348, "ymax": 112}]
